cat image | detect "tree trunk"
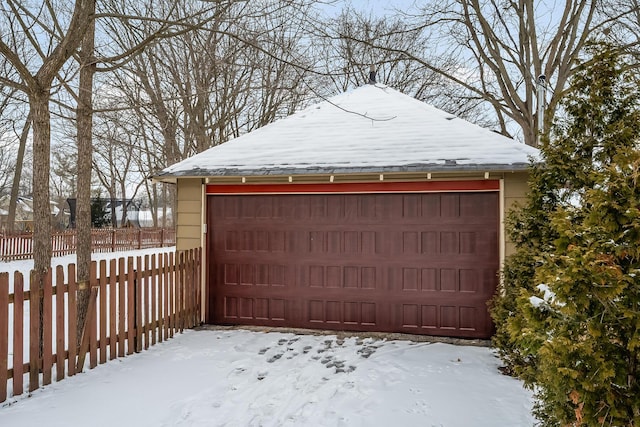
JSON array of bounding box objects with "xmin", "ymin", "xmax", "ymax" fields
[
  {"xmin": 30, "ymin": 88, "xmax": 53, "ymax": 357},
  {"xmin": 76, "ymin": 0, "xmax": 96, "ymax": 345},
  {"xmin": 7, "ymin": 113, "xmax": 32, "ymax": 234},
  {"xmin": 120, "ymin": 181, "xmax": 128, "ymax": 227},
  {"xmin": 30, "ymin": 90, "xmax": 53, "ymax": 278}
]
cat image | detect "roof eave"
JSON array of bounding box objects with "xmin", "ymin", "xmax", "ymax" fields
[{"xmin": 153, "ymin": 162, "xmax": 532, "ymax": 181}]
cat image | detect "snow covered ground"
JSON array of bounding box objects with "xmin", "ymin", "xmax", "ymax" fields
[{"xmin": 0, "ymin": 329, "xmax": 535, "ymax": 427}]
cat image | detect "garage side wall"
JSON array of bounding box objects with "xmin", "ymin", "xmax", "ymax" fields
[
  {"xmin": 176, "ymin": 178, "xmax": 204, "ymax": 251},
  {"xmin": 502, "ymin": 172, "xmax": 529, "ymax": 257}
]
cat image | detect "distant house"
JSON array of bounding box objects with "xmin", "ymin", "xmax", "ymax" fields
[
  {"xmin": 0, "ymin": 195, "xmax": 64, "ymax": 232},
  {"xmin": 154, "ymin": 84, "xmax": 539, "ymax": 339}
]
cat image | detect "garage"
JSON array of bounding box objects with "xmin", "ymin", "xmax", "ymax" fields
[
  {"xmin": 206, "ymin": 182, "xmax": 499, "ymax": 339},
  {"xmin": 154, "ymin": 84, "xmax": 539, "ymax": 339}
]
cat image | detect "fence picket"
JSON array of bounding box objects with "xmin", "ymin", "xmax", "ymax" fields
[
  {"xmin": 127, "ymin": 257, "xmax": 135, "ymax": 355},
  {"xmin": 118, "ymin": 257, "xmax": 126, "ymax": 358},
  {"xmin": 68, "ymin": 265, "xmax": 77, "ymax": 377},
  {"xmin": 135, "ymin": 257, "xmax": 143, "ymax": 353},
  {"xmin": 176, "ymin": 252, "xmax": 184, "ymax": 332},
  {"xmin": 163, "ymin": 253, "xmax": 169, "ymax": 341},
  {"xmin": 168, "ymin": 252, "xmax": 174, "ymax": 338},
  {"xmin": 55, "ymin": 266, "xmax": 65, "ymax": 382},
  {"xmin": 99, "ymin": 260, "xmax": 107, "ymax": 365},
  {"xmin": 191, "ymin": 251, "xmax": 196, "ymax": 327},
  {"xmin": 43, "ymin": 270, "xmax": 53, "ymax": 386},
  {"xmin": 67, "ymin": 264, "xmax": 78, "ymax": 376},
  {"xmin": 0, "ymin": 273, "xmax": 8, "ymax": 403},
  {"xmin": 28, "ymin": 271, "xmax": 39, "ymax": 392},
  {"xmin": 109, "ymin": 259, "xmax": 117, "ymax": 361},
  {"xmin": 184, "ymin": 251, "xmax": 191, "ymax": 328},
  {"xmin": 13, "ymin": 272, "xmax": 24, "ymax": 395},
  {"xmin": 196, "ymin": 248, "xmax": 202, "ymax": 324},
  {"xmin": 151, "ymin": 254, "xmax": 157, "ymax": 346},
  {"xmin": 144, "ymin": 255, "xmax": 150, "ymax": 350},
  {"xmin": 89, "ymin": 262, "xmax": 98, "ymax": 369}
]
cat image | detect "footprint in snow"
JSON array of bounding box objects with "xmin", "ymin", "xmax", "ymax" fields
[
  {"xmin": 321, "ymin": 355, "xmax": 334, "ymax": 364},
  {"xmin": 326, "ymin": 359, "xmax": 343, "ymax": 369},
  {"xmin": 257, "ymin": 371, "xmax": 268, "ymax": 380},
  {"xmin": 302, "ymin": 345, "xmax": 313, "ymax": 354},
  {"xmin": 357, "ymin": 346, "xmax": 378, "ymax": 359},
  {"xmin": 267, "ymin": 353, "xmax": 283, "ymax": 363},
  {"xmin": 404, "ymin": 399, "xmax": 429, "ymax": 415},
  {"xmin": 258, "ymin": 347, "xmax": 270, "ymax": 355}
]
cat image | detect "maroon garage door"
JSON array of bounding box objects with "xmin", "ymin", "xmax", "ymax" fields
[{"xmin": 206, "ymin": 191, "xmax": 499, "ymax": 338}]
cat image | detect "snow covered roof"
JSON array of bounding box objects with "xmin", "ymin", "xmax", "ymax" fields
[{"xmin": 156, "ymin": 84, "xmax": 539, "ymax": 181}]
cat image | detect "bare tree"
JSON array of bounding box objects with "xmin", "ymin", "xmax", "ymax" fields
[
  {"xmin": 0, "ymin": 117, "xmax": 19, "ymax": 199},
  {"xmin": 0, "ymin": 1, "xmax": 95, "ymax": 309},
  {"xmin": 315, "ymin": 6, "xmax": 495, "ymax": 126},
  {"xmin": 92, "ymin": 0, "xmax": 318, "ymax": 226},
  {"xmin": 603, "ymin": 0, "xmax": 640, "ymax": 62},
  {"xmin": 328, "ymin": 1, "xmax": 635, "ymax": 146},
  {"xmin": 5, "ymin": 113, "xmax": 31, "ymax": 233},
  {"xmin": 91, "ymin": 114, "xmax": 146, "ymax": 226}
]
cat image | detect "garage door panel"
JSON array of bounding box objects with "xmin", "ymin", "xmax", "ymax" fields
[
  {"xmin": 217, "ymin": 262, "xmax": 288, "ymax": 288},
  {"xmin": 304, "ymin": 300, "xmax": 379, "ymax": 327},
  {"xmin": 208, "ymin": 192, "xmax": 498, "ymax": 338},
  {"xmin": 396, "ymin": 303, "xmax": 487, "ymax": 331},
  {"xmin": 218, "ymin": 296, "xmax": 288, "ymax": 321}
]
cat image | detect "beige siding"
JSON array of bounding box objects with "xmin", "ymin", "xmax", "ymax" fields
[
  {"xmin": 177, "ymin": 200, "xmax": 201, "ymax": 213},
  {"xmin": 502, "ymin": 172, "xmax": 529, "ymax": 257},
  {"xmin": 176, "ymin": 178, "xmax": 203, "ymax": 251}
]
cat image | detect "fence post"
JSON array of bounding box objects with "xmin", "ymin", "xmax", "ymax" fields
[
  {"xmin": 111, "ymin": 229, "xmax": 116, "ymax": 253},
  {"xmin": 137, "ymin": 229, "xmax": 142, "ymax": 250},
  {"xmin": 160, "ymin": 228, "xmax": 164, "ymax": 248}
]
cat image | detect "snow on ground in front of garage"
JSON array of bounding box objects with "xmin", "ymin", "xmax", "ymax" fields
[{"xmin": 0, "ymin": 329, "xmax": 535, "ymax": 427}]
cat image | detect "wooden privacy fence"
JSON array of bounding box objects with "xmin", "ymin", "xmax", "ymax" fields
[
  {"xmin": 0, "ymin": 228, "xmax": 176, "ymax": 261},
  {"xmin": 0, "ymin": 248, "xmax": 201, "ymax": 404}
]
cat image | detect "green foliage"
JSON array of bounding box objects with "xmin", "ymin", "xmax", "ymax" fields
[
  {"xmin": 90, "ymin": 197, "xmax": 110, "ymax": 228},
  {"xmin": 491, "ymin": 43, "xmax": 640, "ymax": 426},
  {"xmin": 532, "ymin": 151, "xmax": 640, "ymax": 425}
]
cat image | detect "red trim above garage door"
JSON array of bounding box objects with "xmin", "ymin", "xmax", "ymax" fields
[{"xmin": 206, "ymin": 180, "xmax": 500, "ymax": 195}]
